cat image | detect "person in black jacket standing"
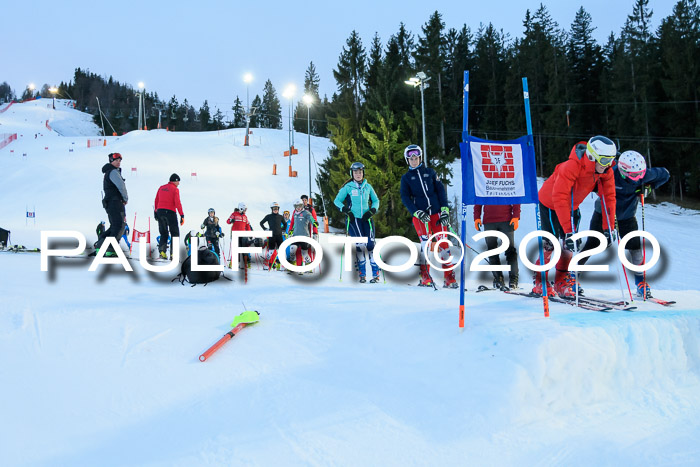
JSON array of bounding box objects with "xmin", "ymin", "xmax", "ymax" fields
[
  {"xmin": 200, "ymin": 208, "xmax": 224, "ymax": 258},
  {"xmin": 259, "ymin": 202, "xmax": 287, "ymax": 270},
  {"xmin": 95, "ymin": 152, "xmax": 128, "ymax": 257}
]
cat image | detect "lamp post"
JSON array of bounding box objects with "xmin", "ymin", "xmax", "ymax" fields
[
  {"xmin": 137, "ymin": 82, "xmax": 145, "ymax": 130},
  {"xmin": 283, "ymin": 84, "xmax": 296, "ymax": 174},
  {"xmin": 303, "ymin": 94, "xmax": 314, "ymax": 198},
  {"xmin": 49, "ymin": 86, "xmax": 58, "ymax": 109},
  {"xmin": 243, "ymin": 73, "xmax": 253, "ymax": 146},
  {"xmin": 404, "ymin": 71, "xmax": 431, "ymax": 167}
]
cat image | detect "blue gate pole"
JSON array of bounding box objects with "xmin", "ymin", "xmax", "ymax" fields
[
  {"xmin": 522, "ymin": 77, "xmax": 550, "ymax": 317},
  {"xmin": 459, "ymin": 71, "xmax": 469, "ymax": 328}
]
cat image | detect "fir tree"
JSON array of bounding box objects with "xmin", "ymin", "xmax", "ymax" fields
[
  {"xmin": 260, "ymin": 79, "xmax": 282, "ymax": 129},
  {"xmin": 250, "ymin": 95, "xmax": 262, "ymax": 128},
  {"xmin": 333, "ymin": 30, "xmax": 367, "ymax": 124},
  {"xmin": 198, "ymin": 100, "xmax": 211, "ymax": 131},
  {"xmin": 232, "ymin": 96, "xmax": 246, "ymax": 128}
]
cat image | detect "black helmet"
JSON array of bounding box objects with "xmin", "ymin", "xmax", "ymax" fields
[
  {"xmin": 208, "ymin": 208, "xmax": 215, "ymax": 215},
  {"xmin": 350, "ymin": 161, "xmax": 365, "ymax": 178}
]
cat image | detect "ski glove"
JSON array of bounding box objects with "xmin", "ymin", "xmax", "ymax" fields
[
  {"xmin": 635, "ymin": 184, "xmax": 652, "ymax": 198},
  {"xmin": 414, "ymin": 210, "xmax": 430, "ymax": 224},
  {"xmin": 564, "ymin": 232, "xmax": 580, "ymax": 252},
  {"xmin": 510, "ymin": 218, "xmax": 519, "ymax": 231},
  {"xmin": 180, "ymin": 215, "xmax": 185, "ymax": 226},
  {"xmin": 438, "ymin": 207, "xmax": 450, "ymax": 226},
  {"xmin": 361, "ymin": 207, "xmax": 377, "ymax": 221},
  {"xmin": 474, "ymin": 219, "xmax": 482, "ymax": 231},
  {"xmin": 341, "ymin": 206, "xmax": 351, "ymax": 215}
]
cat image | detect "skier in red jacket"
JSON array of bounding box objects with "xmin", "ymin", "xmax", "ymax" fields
[
  {"xmin": 534, "ymin": 136, "xmax": 617, "ymax": 298},
  {"xmin": 227, "ymin": 202, "xmax": 253, "ymax": 266},
  {"xmin": 474, "ymin": 204, "xmax": 521, "ymax": 290},
  {"xmin": 154, "ymin": 173, "xmax": 184, "ymax": 259}
]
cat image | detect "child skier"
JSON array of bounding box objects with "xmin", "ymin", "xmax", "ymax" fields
[
  {"xmin": 534, "ymin": 135, "xmax": 617, "ymax": 298},
  {"xmin": 227, "ymin": 203, "xmax": 253, "ymax": 267},
  {"xmin": 201, "ymin": 208, "xmax": 224, "ymax": 259},
  {"xmin": 259, "ymin": 202, "xmax": 287, "ymax": 270},
  {"xmin": 578, "ymin": 150, "xmax": 669, "ymax": 298},
  {"xmin": 399, "ymin": 144, "xmax": 457, "ymax": 288},
  {"xmin": 288, "ymin": 199, "xmax": 318, "ymax": 267},
  {"xmin": 474, "ymin": 204, "xmax": 521, "ymax": 289},
  {"xmin": 333, "ymin": 162, "xmax": 381, "ymax": 283}
]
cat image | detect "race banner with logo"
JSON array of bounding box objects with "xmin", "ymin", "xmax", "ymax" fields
[{"xmin": 460, "ymin": 135, "xmax": 539, "ymax": 205}]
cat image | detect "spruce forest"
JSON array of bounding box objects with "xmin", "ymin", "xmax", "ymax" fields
[{"xmin": 2, "ymin": 1, "xmax": 697, "ymax": 240}]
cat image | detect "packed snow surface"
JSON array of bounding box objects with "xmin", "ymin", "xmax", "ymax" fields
[{"xmin": 1, "ymin": 100, "xmax": 700, "ymax": 466}]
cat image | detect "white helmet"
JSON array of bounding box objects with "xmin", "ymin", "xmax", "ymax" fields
[
  {"xmin": 270, "ymin": 202, "xmax": 280, "ymax": 210},
  {"xmin": 585, "ymin": 136, "xmax": 617, "ymax": 167},
  {"xmin": 238, "ymin": 202, "xmax": 247, "ymax": 211},
  {"xmin": 618, "ymin": 150, "xmax": 647, "ymax": 181},
  {"xmin": 293, "ymin": 199, "xmax": 304, "ymax": 208},
  {"xmin": 403, "ymin": 144, "xmax": 422, "ymax": 165}
]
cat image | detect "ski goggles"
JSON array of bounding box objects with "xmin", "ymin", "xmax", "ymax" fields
[
  {"xmin": 621, "ymin": 168, "xmax": 646, "ymax": 181},
  {"xmin": 405, "ymin": 149, "xmax": 422, "ymax": 159},
  {"xmin": 586, "ymin": 143, "xmax": 615, "ymax": 167}
]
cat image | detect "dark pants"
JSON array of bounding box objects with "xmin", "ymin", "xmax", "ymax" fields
[
  {"xmin": 540, "ymin": 203, "xmax": 581, "ymax": 248},
  {"xmin": 483, "ymin": 221, "xmax": 518, "ymax": 278},
  {"xmin": 157, "ymin": 209, "xmax": 179, "ymax": 253},
  {"xmin": 267, "ymin": 233, "xmax": 284, "ymax": 251},
  {"xmin": 96, "ymin": 200, "xmax": 126, "ymax": 251},
  {"xmin": 579, "ymin": 212, "xmax": 640, "ymax": 265},
  {"xmin": 205, "ymin": 236, "xmax": 221, "ymax": 257},
  {"xmin": 538, "ymin": 203, "xmax": 581, "ymax": 283}
]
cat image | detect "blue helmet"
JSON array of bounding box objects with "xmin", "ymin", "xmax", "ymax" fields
[{"xmin": 350, "ymin": 161, "xmax": 365, "ymax": 178}]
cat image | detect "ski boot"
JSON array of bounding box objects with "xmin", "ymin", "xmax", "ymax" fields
[
  {"xmin": 532, "ymin": 271, "xmax": 555, "ymax": 297},
  {"xmin": 105, "ymin": 251, "xmax": 118, "ymax": 258},
  {"xmin": 444, "ymin": 269, "xmax": 458, "ymax": 289},
  {"xmin": 419, "ymin": 264, "xmax": 434, "ymax": 287},
  {"xmin": 369, "ymin": 262, "xmax": 381, "ymax": 283},
  {"xmin": 508, "ymin": 273, "xmax": 519, "ymax": 290},
  {"xmin": 554, "ymin": 273, "xmax": 576, "ymax": 299},
  {"xmin": 359, "ymin": 275, "xmax": 367, "ymax": 283},
  {"xmin": 636, "ymin": 281, "xmax": 652, "ymax": 299},
  {"xmin": 569, "ymin": 272, "xmax": 584, "ymax": 295},
  {"xmin": 159, "ymin": 251, "xmax": 167, "ymax": 260},
  {"xmin": 493, "ymin": 272, "xmax": 506, "ymax": 291}
]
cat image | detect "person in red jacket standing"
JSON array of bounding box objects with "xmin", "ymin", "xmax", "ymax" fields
[
  {"xmin": 154, "ymin": 173, "xmax": 185, "ymax": 259},
  {"xmin": 474, "ymin": 204, "xmax": 521, "ymax": 290},
  {"xmin": 227, "ymin": 202, "xmax": 253, "ymax": 267},
  {"xmin": 535, "ymin": 135, "xmax": 617, "ymax": 298}
]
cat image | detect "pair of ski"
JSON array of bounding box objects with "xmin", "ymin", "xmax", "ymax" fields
[{"xmin": 476, "ymin": 285, "xmax": 636, "ymax": 312}]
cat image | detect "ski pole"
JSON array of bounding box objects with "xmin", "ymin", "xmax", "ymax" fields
[
  {"xmin": 613, "ymin": 217, "xmax": 634, "ymax": 302},
  {"xmin": 571, "ymin": 190, "xmax": 579, "ymax": 309},
  {"xmin": 600, "ymin": 194, "xmax": 629, "ymax": 302},
  {"xmin": 340, "ymin": 218, "xmax": 349, "ymax": 281},
  {"xmin": 199, "ymin": 310, "xmax": 259, "ymax": 362},
  {"xmin": 641, "ymin": 192, "xmax": 647, "ymax": 301}
]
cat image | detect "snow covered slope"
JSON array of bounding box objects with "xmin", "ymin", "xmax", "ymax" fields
[{"xmin": 1, "ymin": 101, "xmax": 700, "ymax": 466}]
